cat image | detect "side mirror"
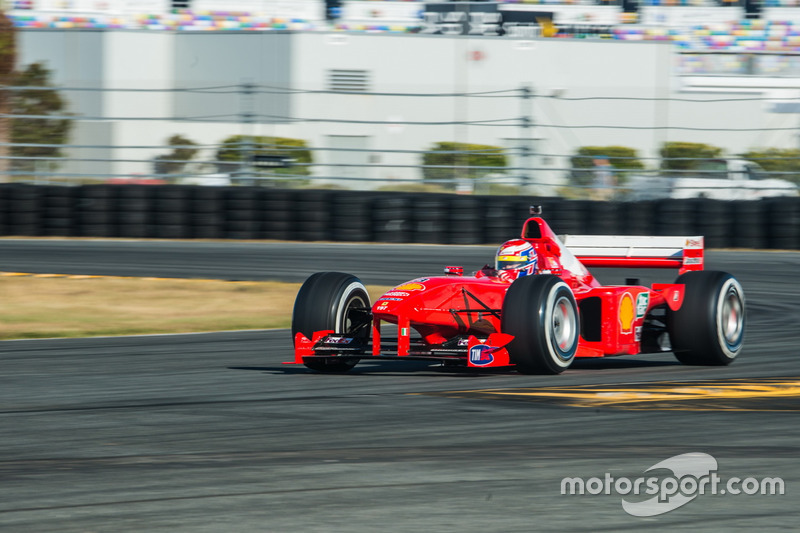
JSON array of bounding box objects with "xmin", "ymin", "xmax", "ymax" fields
[{"xmin": 444, "ymin": 266, "xmax": 464, "ymax": 276}]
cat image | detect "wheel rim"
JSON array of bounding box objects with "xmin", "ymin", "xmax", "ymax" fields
[
  {"xmin": 335, "ymin": 282, "xmax": 370, "ymax": 340},
  {"xmin": 719, "ymin": 285, "xmax": 744, "ymax": 347},
  {"xmin": 341, "ymin": 293, "xmax": 369, "ymax": 335},
  {"xmin": 552, "ymin": 295, "xmax": 577, "ymax": 358}
]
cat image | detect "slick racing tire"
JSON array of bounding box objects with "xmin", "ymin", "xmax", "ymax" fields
[
  {"xmin": 292, "ymin": 272, "xmax": 371, "ymax": 372},
  {"xmin": 667, "ymin": 271, "xmax": 745, "ymax": 366},
  {"xmin": 501, "ymin": 275, "xmax": 580, "ymax": 375}
]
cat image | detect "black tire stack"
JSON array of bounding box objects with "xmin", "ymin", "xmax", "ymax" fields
[
  {"xmin": 76, "ymin": 185, "xmax": 115, "ymax": 237},
  {"xmin": 584, "ymin": 200, "xmax": 619, "ymax": 235},
  {"xmin": 5, "ymin": 184, "xmax": 41, "ymax": 236},
  {"xmin": 694, "ymin": 199, "xmax": 731, "ymax": 248},
  {"xmin": 0, "ymin": 185, "xmax": 797, "ymax": 250},
  {"xmin": 513, "ymin": 197, "xmax": 544, "ymax": 237},
  {"xmin": 41, "ymin": 185, "xmax": 76, "ymax": 237},
  {"xmin": 372, "ymin": 195, "xmax": 411, "ymax": 243},
  {"xmin": 730, "ymin": 199, "xmax": 766, "ymax": 249},
  {"xmin": 618, "ymin": 199, "xmax": 655, "ymax": 236},
  {"xmin": 447, "ymin": 196, "xmax": 483, "ymax": 244},
  {"xmin": 152, "ymin": 185, "xmax": 190, "ymax": 239},
  {"xmin": 224, "ymin": 187, "xmax": 262, "ymax": 240},
  {"xmin": 546, "ymin": 199, "xmax": 585, "ymax": 235},
  {"xmin": 289, "ymin": 190, "xmax": 331, "ymax": 241},
  {"xmin": 654, "ymin": 199, "xmax": 695, "ymax": 237},
  {"xmin": 483, "ymin": 195, "xmax": 519, "ymax": 244},
  {"xmin": 765, "ymin": 197, "xmax": 800, "ymax": 250},
  {"xmin": 411, "ymin": 194, "xmax": 449, "ymax": 244},
  {"xmin": 116, "ymin": 185, "xmax": 152, "ymax": 238},
  {"xmin": 190, "ymin": 186, "xmax": 226, "ymax": 239},
  {"xmin": 263, "ymin": 189, "xmax": 295, "ymax": 240},
  {"xmin": 0, "ymin": 185, "xmax": 7, "ymax": 236},
  {"xmin": 34, "ymin": 186, "xmax": 66, "ymax": 237},
  {"xmin": 330, "ymin": 191, "xmax": 372, "ymax": 242}
]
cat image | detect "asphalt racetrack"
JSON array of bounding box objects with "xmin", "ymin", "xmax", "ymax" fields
[{"xmin": 1, "ymin": 239, "xmax": 799, "ymax": 532}]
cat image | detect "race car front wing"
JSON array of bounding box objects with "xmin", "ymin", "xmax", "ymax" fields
[{"xmin": 289, "ymin": 329, "xmax": 514, "ymax": 369}]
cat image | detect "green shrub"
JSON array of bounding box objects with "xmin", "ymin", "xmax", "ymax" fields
[
  {"xmin": 738, "ymin": 148, "xmax": 800, "ymax": 184},
  {"xmin": 568, "ymin": 146, "xmax": 645, "ymax": 188},
  {"xmin": 216, "ymin": 135, "xmax": 313, "ymax": 180},
  {"xmin": 421, "ymin": 142, "xmax": 507, "ymax": 189},
  {"xmin": 659, "ymin": 142, "xmax": 723, "ymax": 171}
]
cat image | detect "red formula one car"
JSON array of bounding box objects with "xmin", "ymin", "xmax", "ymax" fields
[{"xmin": 288, "ymin": 207, "xmax": 745, "ymax": 374}]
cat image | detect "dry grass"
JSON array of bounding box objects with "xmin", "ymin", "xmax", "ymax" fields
[{"xmin": 0, "ymin": 276, "xmax": 390, "ymax": 340}]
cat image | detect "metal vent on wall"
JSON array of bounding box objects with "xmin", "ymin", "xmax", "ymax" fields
[{"xmin": 328, "ymin": 70, "xmax": 370, "ymax": 92}]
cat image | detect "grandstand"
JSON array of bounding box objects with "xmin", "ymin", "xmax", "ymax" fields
[{"xmin": 6, "ymin": 0, "xmax": 800, "ymax": 52}]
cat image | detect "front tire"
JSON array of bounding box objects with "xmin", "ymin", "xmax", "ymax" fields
[
  {"xmin": 667, "ymin": 271, "xmax": 745, "ymax": 365},
  {"xmin": 292, "ymin": 272, "xmax": 371, "ymax": 372},
  {"xmin": 501, "ymin": 275, "xmax": 580, "ymax": 374}
]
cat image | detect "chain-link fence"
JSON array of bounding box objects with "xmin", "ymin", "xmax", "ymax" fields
[{"xmin": 2, "ymin": 57, "xmax": 800, "ymax": 200}]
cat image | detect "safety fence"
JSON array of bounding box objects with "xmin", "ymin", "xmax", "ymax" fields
[{"xmin": 0, "ymin": 184, "xmax": 798, "ymax": 249}]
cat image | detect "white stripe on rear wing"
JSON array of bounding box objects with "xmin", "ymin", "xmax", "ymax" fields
[
  {"xmin": 559, "ymin": 235, "xmax": 704, "ymax": 272},
  {"xmin": 561, "ymin": 235, "xmax": 704, "ymax": 258}
]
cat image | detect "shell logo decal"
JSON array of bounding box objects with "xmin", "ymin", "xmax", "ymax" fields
[
  {"xmin": 619, "ymin": 293, "xmax": 635, "ymax": 333},
  {"xmin": 394, "ymin": 282, "xmax": 425, "ymax": 291}
]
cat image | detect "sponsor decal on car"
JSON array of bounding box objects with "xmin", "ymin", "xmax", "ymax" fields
[
  {"xmin": 619, "ymin": 293, "xmax": 635, "ymax": 333},
  {"xmin": 384, "ymin": 291, "xmax": 411, "ymax": 297},
  {"xmin": 377, "ymin": 297, "xmax": 403, "ymax": 302},
  {"xmin": 685, "ymin": 238, "xmax": 703, "ymax": 249},
  {"xmin": 469, "ymin": 344, "xmax": 494, "ymax": 366},
  {"xmin": 636, "ymin": 293, "xmax": 649, "ymax": 318},
  {"xmin": 325, "ymin": 336, "xmax": 354, "ymax": 345},
  {"xmin": 394, "ymin": 282, "xmax": 426, "ymax": 291}
]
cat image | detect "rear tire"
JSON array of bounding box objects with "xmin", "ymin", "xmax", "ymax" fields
[
  {"xmin": 667, "ymin": 271, "xmax": 745, "ymax": 365},
  {"xmin": 501, "ymin": 275, "xmax": 580, "ymax": 374},
  {"xmin": 292, "ymin": 272, "xmax": 371, "ymax": 372}
]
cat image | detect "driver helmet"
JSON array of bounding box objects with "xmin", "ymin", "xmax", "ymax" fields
[{"xmin": 495, "ymin": 239, "xmax": 538, "ymax": 279}]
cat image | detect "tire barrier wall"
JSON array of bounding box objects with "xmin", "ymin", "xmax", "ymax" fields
[{"xmin": 0, "ymin": 184, "xmax": 798, "ymax": 249}]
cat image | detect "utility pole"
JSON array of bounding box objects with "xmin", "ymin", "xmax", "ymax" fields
[
  {"xmin": 239, "ymin": 80, "xmax": 255, "ymax": 185},
  {"xmin": 520, "ymin": 85, "xmax": 533, "ymax": 190}
]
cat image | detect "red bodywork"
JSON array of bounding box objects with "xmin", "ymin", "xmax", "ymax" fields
[{"xmin": 290, "ymin": 215, "xmax": 704, "ymax": 369}]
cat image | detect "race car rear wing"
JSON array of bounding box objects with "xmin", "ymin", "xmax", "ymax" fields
[{"xmin": 560, "ymin": 235, "xmax": 704, "ymax": 273}]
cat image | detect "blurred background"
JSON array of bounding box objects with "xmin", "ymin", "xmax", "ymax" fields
[{"xmin": 2, "ymin": 0, "xmax": 800, "ymax": 198}]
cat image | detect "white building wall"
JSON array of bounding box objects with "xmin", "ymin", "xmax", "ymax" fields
[
  {"xmin": 289, "ymin": 32, "xmax": 678, "ymax": 189},
  {"xmin": 103, "ymin": 31, "xmax": 176, "ymax": 177}
]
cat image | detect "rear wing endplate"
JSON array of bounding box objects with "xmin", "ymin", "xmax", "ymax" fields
[{"xmin": 560, "ymin": 235, "xmax": 704, "ymax": 273}]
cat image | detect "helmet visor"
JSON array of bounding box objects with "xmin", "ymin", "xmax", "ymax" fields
[{"xmin": 496, "ymin": 255, "xmax": 528, "ymax": 271}]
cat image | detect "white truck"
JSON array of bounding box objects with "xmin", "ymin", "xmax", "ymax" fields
[{"xmin": 625, "ymin": 158, "xmax": 798, "ymax": 200}]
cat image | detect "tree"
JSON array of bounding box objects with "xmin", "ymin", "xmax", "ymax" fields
[
  {"xmin": 10, "ymin": 62, "xmax": 72, "ymax": 176},
  {"xmin": 421, "ymin": 142, "xmax": 507, "ymax": 189},
  {"xmin": 153, "ymin": 134, "xmax": 199, "ymax": 176},
  {"xmin": 0, "ymin": 10, "xmax": 16, "ymax": 180},
  {"xmin": 568, "ymin": 145, "xmax": 645, "ymax": 187}
]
